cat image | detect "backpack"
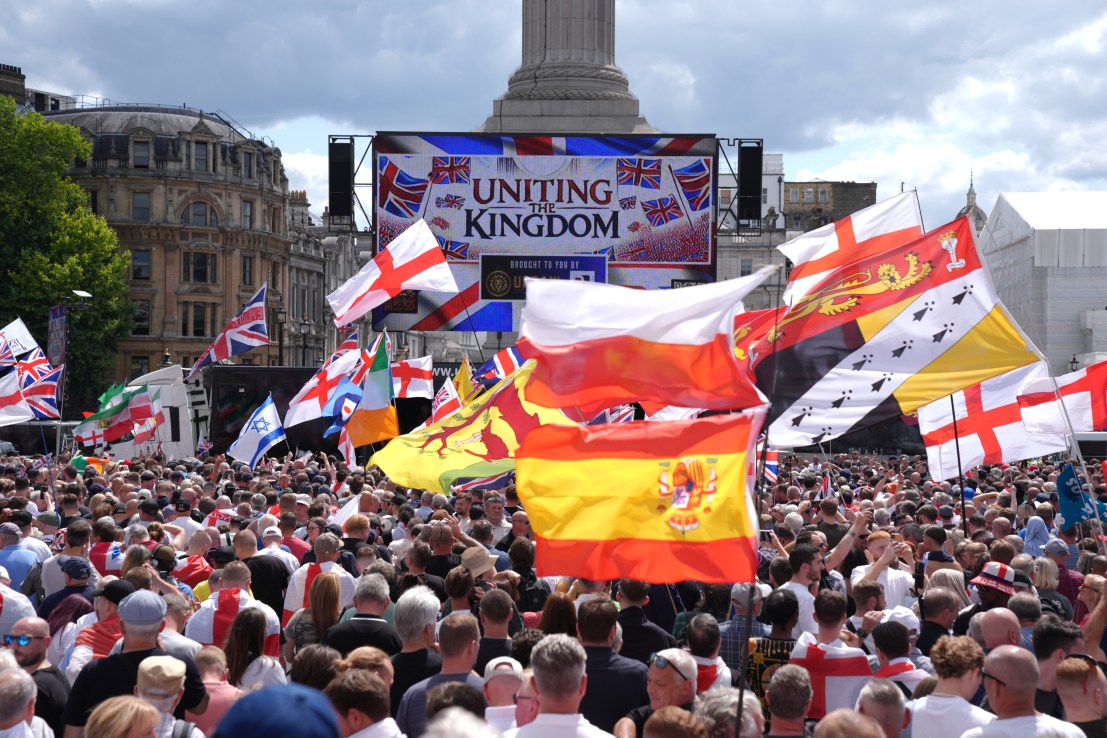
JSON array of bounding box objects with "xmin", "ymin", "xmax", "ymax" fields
[
  {"xmin": 519, "ymin": 572, "xmax": 551, "ymax": 613},
  {"xmin": 171, "ymin": 720, "xmax": 196, "ymax": 738}
]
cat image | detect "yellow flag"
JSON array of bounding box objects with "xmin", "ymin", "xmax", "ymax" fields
[
  {"xmin": 455, "ymin": 356, "xmax": 479, "ymax": 402},
  {"xmin": 371, "ymin": 362, "xmax": 572, "ymax": 493}
]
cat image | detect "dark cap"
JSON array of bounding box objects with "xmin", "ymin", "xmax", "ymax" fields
[
  {"xmin": 8, "ymin": 510, "xmax": 33, "ymax": 527},
  {"xmin": 140, "ymin": 471, "xmax": 157, "ymax": 481},
  {"xmin": 175, "ymin": 499, "xmax": 192, "ymax": 512},
  {"xmin": 139, "ymin": 500, "xmax": 160, "ymax": 516},
  {"xmin": 112, "ymin": 504, "xmax": 128, "ymax": 516},
  {"xmin": 98, "ymin": 579, "xmax": 137, "ymax": 605},
  {"xmin": 210, "ymin": 546, "xmax": 237, "ymax": 565},
  {"xmin": 88, "ymin": 483, "xmax": 106, "ymax": 494},
  {"xmin": 59, "ymin": 556, "xmax": 93, "ymax": 580},
  {"xmin": 938, "ymin": 505, "xmax": 954, "ymax": 519},
  {"xmin": 211, "ymin": 683, "xmax": 340, "ymax": 738},
  {"xmin": 151, "ymin": 544, "xmax": 177, "ymax": 571}
]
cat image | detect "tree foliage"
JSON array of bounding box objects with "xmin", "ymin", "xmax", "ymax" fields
[{"xmin": 0, "ymin": 97, "xmax": 132, "ymax": 415}]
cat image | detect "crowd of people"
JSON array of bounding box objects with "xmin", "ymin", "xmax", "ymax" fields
[{"xmin": 0, "ymin": 449, "xmax": 1105, "ymax": 738}]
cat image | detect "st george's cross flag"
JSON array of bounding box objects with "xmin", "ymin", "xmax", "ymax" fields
[
  {"xmin": 0, "ymin": 371, "xmax": 35, "ymax": 427},
  {"xmin": 185, "ymin": 588, "xmax": 281, "ymax": 656},
  {"xmin": 282, "ymin": 561, "xmax": 355, "ymax": 626},
  {"xmin": 392, "ymin": 356, "xmax": 434, "ymax": 399},
  {"xmin": 779, "ymin": 191, "xmax": 924, "ymax": 304},
  {"xmin": 1018, "ymin": 359, "xmax": 1107, "ymax": 435},
  {"xmin": 519, "ymin": 268, "xmax": 776, "ymax": 416},
  {"xmin": 227, "ymin": 395, "xmax": 287, "ymax": 467},
  {"xmin": 789, "ymin": 632, "xmax": 873, "ymax": 720},
  {"xmin": 920, "ymin": 361, "xmax": 1068, "ymax": 481},
  {"xmin": 284, "ymin": 348, "xmax": 363, "ymax": 428},
  {"xmin": 187, "ymin": 284, "xmax": 269, "ymax": 378},
  {"xmin": 327, "ymin": 219, "xmax": 458, "ymax": 327}
]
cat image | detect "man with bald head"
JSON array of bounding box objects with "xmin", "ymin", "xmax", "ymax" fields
[
  {"xmin": 5, "ymin": 616, "xmax": 69, "ymax": 736},
  {"xmin": 961, "ymin": 645, "xmax": 1083, "ymax": 738},
  {"xmin": 980, "ymin": 608, "xmax": 1021, "ymax": 651}
]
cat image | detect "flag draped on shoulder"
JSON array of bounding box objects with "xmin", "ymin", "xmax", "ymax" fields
[
  {"xmin": 371, "ymin": 361, "xmax": 571, "ymax": 494},
  {"xmin": 516, "ymin": 411, "xmax": 763, "ymax": 584},
  {"xmin": 0, "ymin": 370, "xmax": 35, "ymax": 427},
  {"xmin": 762, "ymin": 217, "xmax": 1038, "ymax": 448},
  {"xmin": 779, "ymin": 191, "xmax": 923, "ymax": 303},
  {"xmin": 1018, "ymin": 359, "xmax": 1107, "ymax": 435},
  {"xmin": 227, "ymin": 394, "xmax": 287, "ymax": 467},
  {"xmin": 327, "ymin": 219, "xmax": 458, "ymax": 327},
  {"xmin": 920, "ymin": 361, "xmax": 1068, "ymax": 481},
  {"xmin": 392, "ymin": 355, "xmax": 433, "ymax": 399},
  {"xmin": 187, "ymin": 284, "xmax": 270, "ymax": 379},
  {"xmin": 519, "ymin": 268, "xmax": 776, "ymax": 416}
]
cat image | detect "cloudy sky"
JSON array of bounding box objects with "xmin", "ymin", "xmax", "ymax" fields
[{"xmin": 7, "ymin": 1, "xmax": 1107, "ymax": 229}]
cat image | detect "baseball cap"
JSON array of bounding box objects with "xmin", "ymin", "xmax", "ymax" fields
[
  {"xmin": 210, "ymin": 546, "xmax": 237, "ymax": 565},
  {"xmin": 118, "ymin": 589, "xmax": 167, "ymax": 625},
  {"xmin": 97, "ymin": 579, "xmax": 137, "ymax": 605},
  {"xmin": 137, "ymin": 655, "xmax": 186, "ymax": 698},
  {"xmin": 730, "ymin": 581, "xmax": 772, "ymax": 605},
  {"xmin": 59, "ymin": 556, "xmax": 92, "ymax": 580},
  {"xmin": 140, "ymin": 471, "xmax": 157, "ymax": 481},
  {"xmin": 175, "ymin": 499, "xmax": 192, "ymax": 512},
  {"xmin": 9, "ymin": 510, "xmax": 32, "ymax": 527},
  {"xmin": 314, "ymin": 533, "xmax": 341, "ymax": 554},
  {"xmin": 881, "ymin": 605, "xmax": 920, "ymax": 634},
  {"xmin": 139, "ymin": 500, "xmax": 161, "ymax": 516},
  {"xmin": 150, "ymin": 544, "xmax": 178, "ymax": 572},
  {"xmin": 112, "ymin": 503, "xmax": 128, "ymax": 516},
  {"xmin": 483, "ymin": 656, "xmax": 523, "ymax": 684},
  {"xmin": 295, "ymin": 494, "xmax": 312, "ymax": 506},
  {"xmin": 460, "ymin": 546, "xmax": 498, "ymax": 578},
  {"xmin": 938, "ymin": 505, "xmax": 954, "ymax": 519},
  {"xmin": 37, "ymin": 511, "xmax": 59, "ymax": 528},
  {"xmin": 212, "ymin": 684, "xmax": 340, "ymax": 738},
  {"xmin": 0, "ymin": 522, "xmax": 21, "ymax": 537},
  {"xmin": 1043, "ymin": 538, "xmax": 1070, "ymax": 557},
  {"xmin": 261, "ymin": 526, "xmax": 282, "ymax": 539},
  {"xmin": 970, "ymin": 561, "xmax": 1017, "ymax": 596}
]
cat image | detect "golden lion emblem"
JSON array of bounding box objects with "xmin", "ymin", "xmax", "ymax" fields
[{"xmin": 658, "ymin": 457, "xmax": 718, "ymax": 533}]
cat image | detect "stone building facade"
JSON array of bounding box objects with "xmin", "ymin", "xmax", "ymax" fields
[
  {"xmin": 43, "ymin": 105, "xmax": 293, "ymax": 381},
  {"xmin": 781, "ymin": 180, "xmax": 877, "ymax": 232}
]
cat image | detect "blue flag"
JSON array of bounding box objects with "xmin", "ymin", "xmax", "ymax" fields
[
  {"xmin": 322, "ymin": 375, "xmax": 363, "ymax": 438},
  {"xmin": 1057, "ymin": 462, "xmax": 1107, "ymax": 525},
  {"xmin": 227, "ymin": 394, "xmax": 287, "ymax": 467}
]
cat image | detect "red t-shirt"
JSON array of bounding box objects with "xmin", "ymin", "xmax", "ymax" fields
[{"xmin": 283, "ymin": 535, "xmax": 310, "ymax": 561}]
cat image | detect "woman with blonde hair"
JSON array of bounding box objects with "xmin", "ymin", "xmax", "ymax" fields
[
  {"xmin": 85, "ymin": 695, "xmax": 160, "ymax": 738},
  {"xmin": 1033, "ymin": 556, "xmax": 1074, "ymax": 620},
  {"xmin": 1078, "ymin": 573, "xmax": 1105, "ymax": 627},
  {"xmin": 334, "ymin": 645, "xmax": 395, "ymax": 689},
  {"xmin": 283, "ymin": 571, "xmax": 342, "ymax": 661}
]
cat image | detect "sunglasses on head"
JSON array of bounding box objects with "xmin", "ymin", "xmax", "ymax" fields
[
  {"xmin": 648, "ymin": 652, "xmax": 692, "ymax": 682},
  {"xmin": 3, "ymin": 635, "xmax": 44, "ymax": 647}
]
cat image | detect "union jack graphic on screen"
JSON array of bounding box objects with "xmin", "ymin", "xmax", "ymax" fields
[
  {"xmin": 378, "ymin": 158, "xmax": 429, "ymax": 218},
  {"xmin": 187, "ymin": 284, "xmax": 270, "ymax": 379},
  {"xmin": 642, "ymin": 196, "xmax": 684, "ymax": 227},
  {"xmin": 435, "ymin": 194, "xmax": 465, "ymax": 210},
  {"xmin": 24, "ymin": 365, "xmax": 63, "ymax": 419},
  {"xmin": 429, "ymin": 157, "xmax": 471, "ymax": 184},
  {"xmin": 17, "ymin": 348, "xmax": 53, "ymax": 387},
  {"xmin": 673, "ymin": 159, "xmax": 712, "ymax": 211},
  {"xmin": 616, "ymin": 158, "xmax": 662, "ymax": 189},
  {"xmin": 436, "ymin": 235, "xmax": 470, "ymax": 260},
  {"xmin": 619, "ymin": 196, "xmax": 637, "ymax": 210}
]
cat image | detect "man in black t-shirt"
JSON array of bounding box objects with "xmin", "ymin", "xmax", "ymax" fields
[
  {"xmin": 233, "ymin": 529, "xmax": 290, "ymax": 616},
  {"xmin": 8, "ymin": 616, "xmax": 70, "ymax": 737},
  {"xmin": 389, "ymin": 586, "xmax": 443, "ymax": 715},
  {"xmin": 323, "ymin": 573, "xmax": 401, "ymax": 657}
]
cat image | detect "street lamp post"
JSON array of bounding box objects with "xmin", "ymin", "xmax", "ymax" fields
[
  {"xmin": 1071, "ymin": 354, "xmax": 1080, "ymax": 372},
  {"xmin": 299, "ymin": 315, "xmax": 311, "ymax": 366},
  {"xmin": 275, "ymin": 293, "xmax": 287, "ymax": 367}
]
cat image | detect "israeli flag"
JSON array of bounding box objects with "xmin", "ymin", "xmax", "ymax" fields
[{"xmin": 227, "ymin": 394, "xmax": 287, "ymax": 467}]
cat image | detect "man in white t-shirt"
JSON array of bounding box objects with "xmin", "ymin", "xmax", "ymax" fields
[
  {"xmin": 911, "ymin": 634, "xmax": 992, "ymax": 738},
  {"xmin": 959, "ymin": 645, "xmax": 1083, "ymax": 738},
  {"xmin": 781, "ymin": 543, "xmax": 823, "ymax": 639},
  {"xmin": 851, "ymin": 531, "xmax": 917, "ymax": 610}
]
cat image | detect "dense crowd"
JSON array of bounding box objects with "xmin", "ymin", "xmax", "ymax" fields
[{"xmin": 0, "ymin": 450, "xmax": 1105, "ymax": 738}]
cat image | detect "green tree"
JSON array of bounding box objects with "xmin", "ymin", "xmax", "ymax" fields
[{"xmin": 0, "ymin": 97, "xmax": 131, "ymax": 416}]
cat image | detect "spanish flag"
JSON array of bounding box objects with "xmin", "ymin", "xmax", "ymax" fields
[{"xmin": 516, "ymin": 412, "xmax": 762, "ymax": 584}]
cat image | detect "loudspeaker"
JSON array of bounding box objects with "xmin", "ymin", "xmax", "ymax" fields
[
  {"xmin": 329, "ymin": 141, "xmax": 354, "ymax": 218},
  {"xmin": 737, "ymin": 142, "xmax": 764, "ymax": 222}
]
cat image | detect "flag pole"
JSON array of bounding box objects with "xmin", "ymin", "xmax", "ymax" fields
[{"xmin": 949, "ymin": 395, "xmax": 970, "ymax": 539}]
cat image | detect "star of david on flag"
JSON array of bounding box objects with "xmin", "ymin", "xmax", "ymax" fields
[{"xmin": 227, "ymin": 394, "xmax": 287, "ymax": 468}]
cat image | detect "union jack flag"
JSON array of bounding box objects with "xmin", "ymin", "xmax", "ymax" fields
[
  {"xmin": 474, "ymin": 346, "xmax": 525, "ymax": 390},
  {"xmin": 429, "ymin": 216, "xmax": 450, "ymax": 230},
  {"xmin": 323, "ymin": 329, "xmax": 359, "ymax": 369},
  {"xmin": 0, "ymin": 341, "xmax": 15, "ymax": 368},
  {"xmin": 619, "ymin": 196, "xmax": 637, "ymax": 210},
  {"xmin": 453, "ymin": 470, "xmax": 515, "ymax": 494},
  {"xmin": 17, "ymin": 348, "xmax": 53, "ymax": 387},
  {"xmin": 196, "ymin": 439, "xmax": 214, "ymax": 456},
  {"xmin": 616, "ymin": 158, "xmax": 661, "ymax": 189},
  {"xmin": 378, "ymin": 158, "xmax": 429, "ymax": 218},
  {"xmin": 673, "ymin": 159, "xmax": 712, "ymax": 211},
  {"xmin": 642, "ymin": 196, "xmax": 684, "ymax": 227},
  {"xmin": 24, "ymin": 365, "xmax": 63, "ymax": 419},
  {"xmin": 627, "ymin": 221, "xmax": 642, "ymax": 232},
  {"xmin": 187, "ymin": 283, "xmax": 270, "ymax": 379},
  {"xmin": 436, "ymin": 235, "xmax": 470, "ymax": 260},
  {"xmin": 429, "ymin": 156, "xmax": 471, "ymax": 184},
  {"xmin": 436, "ymin": 194, "xmax": 465, "ymax": 210}
]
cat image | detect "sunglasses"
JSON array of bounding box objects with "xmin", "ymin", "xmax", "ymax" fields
[
  {"xmin": 3, "ymin": 635, "xmax": 44, "ymax": 647},
  {"xmin": 980, "ymin": 668, "xmax": 1006, "ymax": 687},
  {"xmin": 648, "ymin": 652, "xmax": 693, "ymax": 683}
]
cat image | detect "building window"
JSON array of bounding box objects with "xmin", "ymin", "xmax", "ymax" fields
[
  {"xmin": 792, "ymin": 215, "xmax": 801, "ymax": 228},
  {"xmin": 271, "ymin": 262, "xmax": 279, "ymax": 292},
  {"xmin": 762, "ymin": 187, "xmax": 768, "ymax": 205},
  {"xmin": 242, "ymin": 255, "xmax": 254, "ymax": 286},
  {"xmin": 804, "ymin": 188, "xmax": 814, "ymax": 204},
  {"xmin": 789, "ymin": 188, "xmax": 798, "ymax": 204},
  {"xmin": 740, "ymin": 258, "xmax": 753, "ymax": 277},
  {"xmin": 131, "ymin": 355, "xmax": 150, "ymax": 379},
  {"xmin": 133, "ymin": 141, "xmax": 150, "ymax": 168},
  {"xmin": 242, "ymin": 200, "xmax": 253, "ymax": 229},
  {"xmin": 242, "ymin": 152, "xmax": 254, "ymax": 178},
  {"xmin": 194, "ymin": 141, "xmax": 208, "ymax": 172},
  {"xmin": 132, "ymin": 192, "xmax": 151, "ymax": 222},
  {"xmin": 182, "ymin": 252, "xmax": 218, "ymax": 284},
  {"xmin": 132, "ymin": 300, "xmax": 151, "ymax": 336},
  {"xmin": 87, "ymin": 189, "xmax": 99, "ymax": 214},
  {"xmin": 182, "ymin": 201, "xmax": 218, "ymax": 227},
  {"xmin": 818, "ymin": 187, "xmax": 828, "ymax": 204},
  {"xmin": 132, "ymin": 250, "xmax": 151, "ymax": 280},
  {"xmin": 241, "ymin": 357, "xmax": 253, "ymax": 366},
  {"xmin": 181, "ymin": 302, "xmax": 216, "ymax": 338}
]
